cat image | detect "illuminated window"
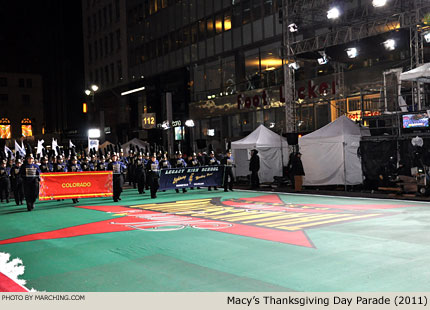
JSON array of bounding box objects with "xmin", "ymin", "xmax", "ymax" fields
[
  {"xmin": 0, "ymin": 118, "xmax": 11, "ymax": 139},
  {"xmin": 21, "ymin": 118, "xmax": 32, "ymax": 137},
  {"xmin": 224, "ymin": 11, "xmax": 232, "ymax": 31}
]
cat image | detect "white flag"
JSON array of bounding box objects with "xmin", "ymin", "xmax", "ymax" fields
[
  {"xmin": 15, "ymin": 140, "xmax": 26, "ymax": 157},
  {"xmin": 52, "ymin": 138, "xmax": 58, "ymax": 156},
  {"xmin": 4, "ymin": 146, "xmax": 14, "ymax": 159},
  {"xmin": 69, "ymin": 140, "xmax": 75, "ymax": 148},
  {"xmin": 36, "ymin": 139, "xmax": 45, "ymax": 155}
]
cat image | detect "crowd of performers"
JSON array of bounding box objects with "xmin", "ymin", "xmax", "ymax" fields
[{"xmin": 0, "ymin": 143, "xmax": 236, "ymax": 211}]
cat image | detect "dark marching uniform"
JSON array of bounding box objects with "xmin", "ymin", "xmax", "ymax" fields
[
  {"xmin": 11, "ymin": 162, "xmax": 24, "ymax": 205},
  {"xmin": 108, "ymin": 159, "xmax": 126, "ymax": 202},
  {"xmin": 19, "ymin": 159, "xmax": 41, "ymax": 211},
  {"xmin": 134, "ymin": 156, "xmax": 146, "ymax": 194},
  {"xmin": 146, "ymin": 157, "xmax": 160, "ymax": 199},
  {"xmin": 0, "ymin": 162, "xmax": 11, "ymax": 203},
  {"xmin": 187, "ymin": 154, "xmax": 201, "ymax": 190},
  {"xmin": 68, "ymin": 159, "xmax": 82, "ymax": 203},
  {"xmin": 39, "ymin": 158, "xmax": 52, "ymax": 173},
  {"xmin": 221, "ymin": 152, "xmax": 235, "ymax": 192},
  {"xmin": 174, "ymin": 154, "xmax": 187, "ymax": 193},
  {"xmin": 206, "ymin": 152, "xmax": 220, "ymax": 191},
  {"xmin": 53, "ymin": 157, "xmax": 67, "ymax": 172}
]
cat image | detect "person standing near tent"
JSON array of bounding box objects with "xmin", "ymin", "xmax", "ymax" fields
[
  {"xmin": 222, "ymin": 150, "xmax": 235, "ymax": 192},
  {"xmin": 249, "ymin": 149, "xmax": 260, "ymax": 189},
  {"xmin": 291, "ymin": 152, "xmax": 305, "ymax": 192}
]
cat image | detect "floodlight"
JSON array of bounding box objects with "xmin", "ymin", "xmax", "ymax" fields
[
  {"xmin": 424, "ymin": 31, "xmax": 430, "ymax": 43},
  {"xmin": 288, "ymin": 23, "xmax": 298, "ymax": 32},
  {"xmin": 383, "ymin": 39, "xmax": 396, "ymax": 51},
  {"xmin": 327, "ymin": 7, "xmax": 340, "ymax": 19},
  {"xmin": 289, "ymin": 62, "xmax": 300, "ymax": 70},
  {"xmin": 185, "ymin": 120, "xmax": 195, "ymax": 127},
  {"xmin": 372, "ymin": 0, "xmax": 387, "ymax": 7},
  {"xmin": 346, "ymin": 47, "xmax": 358, "ymax": 58}
]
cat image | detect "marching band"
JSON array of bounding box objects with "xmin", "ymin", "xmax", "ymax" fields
[{"xmin": 0, "ymin": 142, "xmax": 236, "ymax": 210}]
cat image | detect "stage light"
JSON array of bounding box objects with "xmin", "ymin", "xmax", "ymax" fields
[
  {"xmin": 424, "ymin": 31, "xmax": 430, "ymax": 43},
  {"xmin": 317, "ymin": 51, "xmax": 329, "ymax": 65},
  {"xmin": 383, "ymin": 39, "xmax": 396, "ymax": 51},
  {"xmin": 289, "ymin": 62, "xmax": 300, "ymax": 70},
  {"xmin": 161, "ymin": 121, "xmax": 170, "ymax": 130},
  {"xmin": 346, "ymin": 47, "xmax": 358, "ymax": 58},
  {"xmin": 288, "ymin": 23, "xmax": 298, "ymax": 32},
  {"xmin": 327, "ymin": 7, "xmax": 340, "ymax": 19},
  {"xmin": 185, "ymin": 120, "xmax": 195, "ymax": 127},
  {"xmin": 372, "ymin": 0, "xmax": 387, "ymax": 7}
]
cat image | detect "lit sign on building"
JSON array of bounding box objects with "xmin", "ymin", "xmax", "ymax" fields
[{"xmin": 142, "ymin": 113, "xmax": 156, "ymax": 129}]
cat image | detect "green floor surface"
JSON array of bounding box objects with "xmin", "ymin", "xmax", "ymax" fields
[{"xmin": 0, "ymin": 188, "xmax": 429, "ymax": 292}]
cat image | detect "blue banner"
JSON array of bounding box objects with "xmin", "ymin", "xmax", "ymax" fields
[{"xmin": 159, "ymin": 165, "xmax": 225, "ymax": 190}]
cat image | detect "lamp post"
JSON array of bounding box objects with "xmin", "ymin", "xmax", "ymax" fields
[{"xmin": 84, "ymin": 84, "xmax": 99, "ymax": 124}]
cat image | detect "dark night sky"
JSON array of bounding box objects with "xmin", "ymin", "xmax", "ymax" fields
[{"xmin": 0, "ymin": 1, "xmax": 86, "ymax": 132}]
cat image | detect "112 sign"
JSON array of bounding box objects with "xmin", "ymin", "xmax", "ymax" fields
[{"xmin": 142, "ymin": 113, "xmax": 156, "ymax": 129}]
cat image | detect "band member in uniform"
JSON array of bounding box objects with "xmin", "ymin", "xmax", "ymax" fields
[
  {"xmin": 11, "ymin": 158, "xmax": 24, "ymax": 205},
  {"xmin": 146, "ymin": 154, "xmax": 160, "ymax": 199},
  {"xmin": 80, "ymin": 155, "xmax": 91, "ymax": 171},
  {"xmin": 39, "ymin": 156, "xmax": 52, "ymax": 173},
  {"xmin": 108, "ymin": 153, "xmax": 127, "ymax": 202},
  {"xmin": 0, "ymin": 159, "xmax": 11, "ymax": 203},
  {"xmin": 68, "ymin": 156, "xmax": 82, "ymax": 203},
  {"xmin": 187, "ymin": 153, "xmax": 201, "ymax": 190},
  {"xmin": 89, "ymin": 154, "xmax": 97, "ymax": 171},
  {"xmin": 53, "ymin": 155, "xmax": 67, "ymax": 172},
  {"xmin": 206, "ymin": 151, "xmax": 220, "ymax": 191},
  {"xmin": 174, "ymin": 151, "xmax": 187, "ymax": 193},
  {"xmin": 127, "ymin": 147, "xmax": 135, "ymax": 186},
  {"xmin": 221, "ymin": 150, "xmax": 235, "ymax": 192},
  {"xmin": 159, "ymin": 153, "xmax": 171, "ymax": 169},
  {"xmin": 19, "ymin": 153, "xmax": 41, "ymax": 211},
  {"xmin": 96, "ymin": 155, "xmax": 107, "ymax": 171},
  {"xmin": 134, "ymin": 152, "xmax": 146, "ymax": 195}
]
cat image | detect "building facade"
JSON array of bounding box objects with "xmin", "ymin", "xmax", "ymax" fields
[
  {"xmin": 82, "ymin": 0, "xmax": 430, "ymax": 151},
  {"xmin": 82, "ymin": 0, "xmax": 131, "ymax": 142},
  {"xmin": 0, "ymin": 73, "xmax": 44, "ymax": 140}
]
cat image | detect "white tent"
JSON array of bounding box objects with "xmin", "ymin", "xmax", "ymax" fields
[
  {"xmin": 298, "ymin": 115, "xmax": 370, "ymax": 186},
  {"xmin": 400, "ymin": 63, "xmax": 430, "ymax": 83},
  {"xmin": 231, "ymin": 124, "xmax": 289, "ymax": 183},
  {"xmin": 121, "ymin": 138, "xmax": 150, "ymax": 156},
  {"xmin": 99, "ymin": 140, "xmax": 114, "ymax": 150}
]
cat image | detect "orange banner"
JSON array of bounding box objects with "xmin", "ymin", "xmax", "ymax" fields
[{"xmin": 39, "ymin": 171, "xmax": 113, "ymax": 201}]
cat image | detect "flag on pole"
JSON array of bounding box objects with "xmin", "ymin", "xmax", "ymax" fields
[
  {"xmin": 15, "ymin": 140, "xmax": 26, "ymax": 157},
  {"xmin": 4, "ymin": 145, "xmax": 14, "ymax": 159},
  {"xmin": 36, "ymin": 139, "xmax": 45, "ymax": 156},
  {"xmin": 52, "ymin": 138, "xmax": 58, "ymax": 156},
  {"xmin": 69, "ymin": 140, "xmax": 75, "ymax": 148}
]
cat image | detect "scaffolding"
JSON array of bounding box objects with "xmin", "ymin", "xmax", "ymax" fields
[{"xmin": 282, "ymin": 0, "xmax": 430, "ymax": 134}]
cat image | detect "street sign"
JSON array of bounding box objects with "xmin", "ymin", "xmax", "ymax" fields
[{"xmin": 142, "ymin": 113, "xmax": 156, "ymax": 129}]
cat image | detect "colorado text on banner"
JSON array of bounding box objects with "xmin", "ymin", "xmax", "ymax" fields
[
  {"xmin": 159, "ymin": 165, "xmax": 225, "ymax": 191},
  {"xmin": 39, "ymin": 171, "xmax": 113, "ymax": 200}
]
